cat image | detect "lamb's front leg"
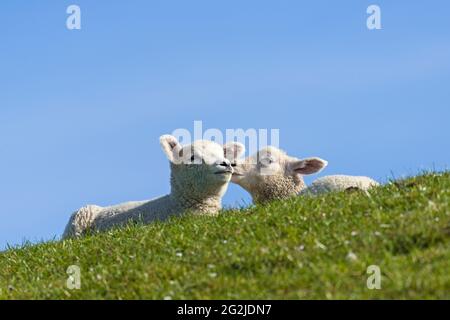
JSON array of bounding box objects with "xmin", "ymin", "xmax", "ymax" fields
[{"xmin": 62, "ymin": 205, "xmax": 103, "ymax": 239}]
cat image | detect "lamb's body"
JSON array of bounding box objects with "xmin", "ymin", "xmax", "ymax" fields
[
  {"xmin": 304, "ymin": 175, "xmax": 380, "ymax": 195},
  {"xmin": 63, "ymin": 193, "xmax": 222, "ymax": 238},
  {"xmin": 62, "ymin": 136, "xmax": 244, "ymax": 239}
]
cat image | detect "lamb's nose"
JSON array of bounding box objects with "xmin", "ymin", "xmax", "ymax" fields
[
  {"xmin": 220, "ymin": 161, "xmax": 230, "ymax": 167},
  {"xmin": 218, "ymin": 159, "xmax": 232, "ymax": 168}
]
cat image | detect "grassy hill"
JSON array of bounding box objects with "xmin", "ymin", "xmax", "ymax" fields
[{"xmin": 1, "ymin": 172, "xmax": 449, "ymax": 299}]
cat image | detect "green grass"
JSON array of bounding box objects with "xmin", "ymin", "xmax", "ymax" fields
[{"xmin": 1, "ymin": 172, "xmax": 449, "ymax": 299}]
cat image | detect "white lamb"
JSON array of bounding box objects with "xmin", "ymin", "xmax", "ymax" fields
[
  {"xmin": 231, "ymin": 146, "xmax": 327, "ymax": 204},
  {"xmin": 62, "ymin": 135, "xmax": 245, "ymax": 239},
  {"xmin": 231, "ymin": 146, "xmax": 379, "ymax": 204}
]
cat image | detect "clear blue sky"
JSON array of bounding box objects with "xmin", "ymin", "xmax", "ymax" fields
[{"xmin": 1, "ymin": 1, "xmax": 449, "ymax": 250}]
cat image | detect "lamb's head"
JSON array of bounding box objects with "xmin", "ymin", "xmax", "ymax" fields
[
  {"xmin": 231, "ymin": 146, "xmax": 327, "ymax": 204},
  {"xmin": 160, "ymin": 135, "xmax": 245, "ymax": 202}
]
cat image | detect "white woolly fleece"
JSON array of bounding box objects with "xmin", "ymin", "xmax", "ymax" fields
[{"xmin": 304, "ymin": 175, "xmax": 380, "ymax": 195}]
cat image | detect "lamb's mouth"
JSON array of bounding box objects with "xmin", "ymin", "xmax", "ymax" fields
[{"xmin": 215, "ymin": 170, "xmax": 232, "ymax": 175}]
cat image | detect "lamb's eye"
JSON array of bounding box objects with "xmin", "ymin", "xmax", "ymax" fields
[
  {"xmin": 190, "ymin": 155, "xmax": 195, "ymax": 162},
  {"xmin": 260, "ymin": 157, "xmax": 274, "ymax": 166},
  {"xmin": 231, "ymin": 163, "xmax": 237, "ymax": 167}
]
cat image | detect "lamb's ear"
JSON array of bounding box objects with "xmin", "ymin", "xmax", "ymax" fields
[
  {"xmin": 160, "ymin": 135, "xmax": 182, "ymax": 163},
  {"xmin": 223, "ymin": 142, "xmax": 245, "ymax": 162},
  {"xmin": 290, "ymin": 157, "xmax": 328, "ymax": 175}
]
